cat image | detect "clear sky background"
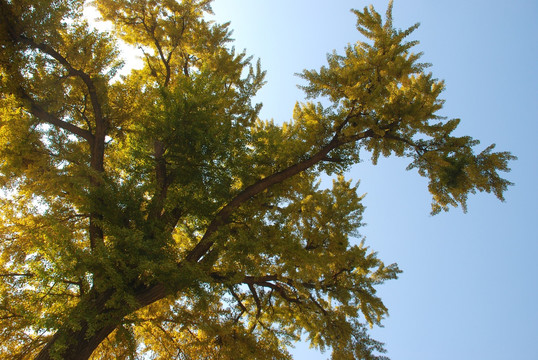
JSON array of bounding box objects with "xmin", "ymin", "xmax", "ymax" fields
[{"xmin": 208, "ymin": 1, "xmax": 537, "ymax": 359}]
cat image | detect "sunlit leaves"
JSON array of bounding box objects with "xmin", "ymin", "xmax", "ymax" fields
[
  {"xmin": 0, "ymin": 0, "xmax": 514, "ymax": 359},
  {"xmin": 298, "ymin": 1, "xmax": 514, "ymax": 214}
]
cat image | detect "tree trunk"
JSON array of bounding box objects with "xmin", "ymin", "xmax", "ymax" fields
[
  {"xmin": 35, "ymin": 284, "xmax": 167, "ymax": 360},
  {"xmin": 35, "ymin": 323, "xmax": 118, "ymax": 360}
]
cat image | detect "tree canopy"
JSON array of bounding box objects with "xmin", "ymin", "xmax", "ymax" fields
[{"xmin": 0, "ymin": 0, "xmax": 515, "ymax": 359}]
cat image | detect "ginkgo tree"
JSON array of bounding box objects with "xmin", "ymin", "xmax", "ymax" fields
[{"xmin": 0, "ymin": 0, "xmax": 515, "ymax": 359}]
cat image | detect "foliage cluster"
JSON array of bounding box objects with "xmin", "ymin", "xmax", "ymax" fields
[{"xmin": 0, "ymin": 1, "xmax": 513, "ymax": 359}]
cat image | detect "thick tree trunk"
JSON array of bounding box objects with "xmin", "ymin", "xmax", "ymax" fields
[
  {"xmin": 35, "ymin": 284, "xmax": 167, "ymax": 360},
  {"xmin": 35, "ymin": 323, "xmax": 117, "ymax": 360}
]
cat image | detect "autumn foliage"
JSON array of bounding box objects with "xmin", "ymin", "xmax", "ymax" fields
[{"xmin": 0, "ymin": 1, "xmax": 514, "ymax": 359}]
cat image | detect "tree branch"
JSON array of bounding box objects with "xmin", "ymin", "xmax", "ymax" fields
[
  {"xmin": 228, "ymin": 286, "xmax": 248, "ymax": 324},
  {"xmin": 17, "ymin": 88, "xmax": 94, "ymax": 143},
  {"xmin": 255, "ymin": 281, "xmax": 301, "ymax": 304},
  {"xmin": 148, "ymin": 140, "xmax": 170, "ymax": 220},
  {"xmin": 334, "ymin": 100, "xmax": 358, "ymax": 134},
  {"xmin": 17, "ymin": 35, "xmax": 106, "ymax": 130},
  {"xmin": 384, "ymin": 132, "xmax": 427, "ymax": 156},
  {"xmin": 0, "ymin": 272, "xmax": 34, "ymax": 277},
  {"xmin": 184, "ymin": 128, "xmax": 375, "ymax": 263},
  {"xmin": 247, "ymin": 283, "xmax": 262, "ymax": 332},
  {"xmin": 140, "ymin": 15, "xmax": 172, "ymax": 87}
]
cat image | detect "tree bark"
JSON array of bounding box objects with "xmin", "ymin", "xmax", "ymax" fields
[
  {"xmin": 35, "ymin": 323, "xmax": 117, "ymax": 360},
  {"xmin": 35, "ymin": 284, "xmax": 167, "ymax": 360},
  {"xmin": 35, "ymin": 289, "xmax": 117, "ymax": 360}
]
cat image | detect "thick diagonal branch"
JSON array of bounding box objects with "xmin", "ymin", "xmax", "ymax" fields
[
  {"xmin": 185, "ymin": 128, "xmax": 375, "ymax": 263},
  {"xmin": 17, "ymin": 88, "xmax": 95, "ymax": 143}
]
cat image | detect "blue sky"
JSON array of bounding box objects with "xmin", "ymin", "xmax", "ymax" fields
[{"xmin": 210, "ymin": 1, "xmax": 538, "ymax": 359}]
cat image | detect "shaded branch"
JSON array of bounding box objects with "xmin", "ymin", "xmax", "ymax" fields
[
  {"xmin": 247, "ymin": 283, "xmax": 262, "ymax": 332},
  {"xmin": 255, "ymin": 281, "xmax": 301, "ymax": 304},
  {"xmin": 334, "ymin": 100, "xmax": 358, "ymax": 134},
  {"xmin": 17, "ymin": 87, "xmax": 94, "ymax": 143},
  {"xmin": 17, "ymin": 35, "xmax": 106, "ymax": 129},
  {"xmin": 0, "ymin": 272, "xmax": 34, "ymax": 278},
  {"xmin": 228, "ymin": 286, "xmax": 248, "ymax": 324},
  {"xmin": 184, "ymin": 128, "xmax": 375, "ymax": 263},
  {"xmin": 148, "ymin": 140, "xmax": 171, "ymax": 220},
  {"xmin": 322, "ymin": 156, "xmax": 345, "ymax": 163},
  {"xmin": 384, "ymin": 132, "xmax": 427, "ymax": 156},
  {"xmin": 308, "ymin": 293, "xmax": 328, "ymax": 316}
]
